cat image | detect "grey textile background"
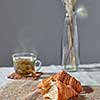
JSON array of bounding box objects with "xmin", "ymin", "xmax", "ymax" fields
[{"xmin": 0, "ymin": 0, "xmax": 100, "ymax": 66}]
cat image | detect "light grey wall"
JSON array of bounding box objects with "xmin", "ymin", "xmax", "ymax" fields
[
  {"xmin": 0, "ymin": 0, "xmax": 100, "ymax": 66},
  {"xmin": 78, "ymin": 0, "xmax": 100, "ymax": 64},
  {"xmin": 0, "ymin": 0, "xmax": 64, "ymax": 66}
]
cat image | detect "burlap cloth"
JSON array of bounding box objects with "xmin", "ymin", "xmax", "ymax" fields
[{"xmin": 0, "ymin": 80, "xmax": 100, "ymax": 100}]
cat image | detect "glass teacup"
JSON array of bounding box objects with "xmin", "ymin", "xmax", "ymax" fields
[{"xmin": 12, "ymin": 53, "xmax": 41, "ymax": 75}]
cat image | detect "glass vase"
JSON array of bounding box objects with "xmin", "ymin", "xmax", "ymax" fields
[{"xmin": 61, "ymin": 12, "xmax": 80, "ymax": 71}]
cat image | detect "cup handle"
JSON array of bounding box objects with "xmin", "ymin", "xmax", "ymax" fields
[{"xmin": 34, "ymin": 60, "xmax": 42, "ymax": 71}]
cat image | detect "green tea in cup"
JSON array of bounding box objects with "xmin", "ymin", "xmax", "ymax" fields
[{"xmin": 12, "ymin": 53, "xmax": 41, "ymax": 75}]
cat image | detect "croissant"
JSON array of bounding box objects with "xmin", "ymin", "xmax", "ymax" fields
[
  {"xmin": 38, "ymin": 71, "xmax": 83, "ymax": 100},
  {"xmin": 38, "ymin": 71, "xmax": 83, "ymax": 93}
]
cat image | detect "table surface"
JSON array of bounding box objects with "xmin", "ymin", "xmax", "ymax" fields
[{"xmin": 0, "ymin": 65, "xmax": 100, "ymax": 87}]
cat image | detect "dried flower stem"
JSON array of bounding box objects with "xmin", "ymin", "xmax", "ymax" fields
[{"xmin": 68, "ymin": 15, "xmax": 76, "ymax": 70}]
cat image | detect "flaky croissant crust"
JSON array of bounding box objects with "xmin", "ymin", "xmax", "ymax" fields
[{"xmin": 38, "ymin": 71, "xmax": 83, "ymax": 100}]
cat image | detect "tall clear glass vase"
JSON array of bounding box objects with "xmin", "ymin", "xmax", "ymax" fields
[{"xmin": 61, "ymin": 12, "xmax": 80, "ymax": 71}]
